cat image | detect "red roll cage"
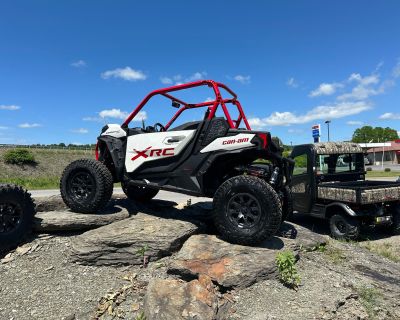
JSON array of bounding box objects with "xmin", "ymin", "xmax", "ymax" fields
[{"xmin": 122, "ymin": 80, "xmax": 251, "ymax": 131}]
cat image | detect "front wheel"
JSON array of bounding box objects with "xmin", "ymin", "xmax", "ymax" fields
[
  {"xmin": 213, "ymin": 175, "xmax": 282, "ymax": 245},
  {"xmin": 60, "ymin": 159, "xmax": 113, "ymax": 213},
  {"xmin": 121, "ymin": 182, "xmax": 159, "ymax": 202},
  {"xmin": 0, "ymin": 184, "xmax": 35, "ymax": 250},
  {"xmin": 329, "ymin": 214, "xmax": 360, "ymax": 240}
]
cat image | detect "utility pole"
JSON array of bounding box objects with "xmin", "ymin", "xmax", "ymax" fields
[{"xmin": 325, "ymin": 120, "xmax": 331, "ymax": 142}]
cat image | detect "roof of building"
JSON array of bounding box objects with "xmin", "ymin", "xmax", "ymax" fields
[{"xmin": 367, "ymin": 141, "xmax": 400, "ymax": 153}]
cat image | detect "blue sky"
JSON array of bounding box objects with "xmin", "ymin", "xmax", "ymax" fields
[{"xmin": 1, "ymin": 0, "xmax": 400, "ymax": 145}]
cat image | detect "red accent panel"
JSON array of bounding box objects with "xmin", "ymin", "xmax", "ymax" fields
[{"xmin": 257, "ymin": 133, "xmax": 268, "ymax": 148}]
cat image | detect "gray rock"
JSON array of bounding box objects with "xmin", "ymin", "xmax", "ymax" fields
[
  {"xmin": 70, "ymin": 213, "xmax": 198, "ymax": 266},
  {"xmin": 34, "ymin": 207, "xmax": 130, "ymax": 232},
  {"xmin": 144, "ymin": 276, "xmax": 218, "ymax": 320},
  {"xmin": 169, "ymin": 234, "xmax": 303, "ymax": 289}
]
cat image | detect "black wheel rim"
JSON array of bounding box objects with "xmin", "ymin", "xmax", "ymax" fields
[
  {"xmin": 335, "ymin": 220, "xmax": 347, "ymax": 234},
  {"xmin": 227, "ymin": 193, "xmax": 262, "ymax": 229},
  {"xmin": 68, "ymin": 170, "xmax": 96, "ymax": 202},
  {"xmin": 0, "ymin": 202, "xmax": 22, "ymax": 233}
]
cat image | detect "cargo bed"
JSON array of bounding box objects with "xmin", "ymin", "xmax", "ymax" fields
[{"xmin": 318, "ymin": 181, "xmax": 400, "ymax": 204}]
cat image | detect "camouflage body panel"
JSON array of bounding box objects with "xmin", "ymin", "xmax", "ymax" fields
[
  {"xmin": 313, "ymin": 142, "xmax": 363, "ymax": 155},
  {"xmin": 360, "ymin": 187, "xmax": 400, "ymax": 204},
  {"xmin": 318, "ymin": 185, "xmax": 400, "ymax": 204},
  {"xmin": 318, "ymin": 186, "xmax": 357, "ymax": 203}
]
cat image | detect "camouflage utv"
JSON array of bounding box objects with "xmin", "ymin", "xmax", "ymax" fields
[{"xmin": 289, "ymin": 142, "xmax": 400, "ymax": 240}]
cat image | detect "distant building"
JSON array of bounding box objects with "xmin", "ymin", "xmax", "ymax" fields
[{"xmin": 365, "ymin": 140, "xmax": 400, "ymax": 165}]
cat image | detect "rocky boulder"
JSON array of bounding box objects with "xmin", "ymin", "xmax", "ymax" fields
[
  {"xmin": 144, "ymin": 276, "xmax": 221, "ymax": 320},
  {"xmin": 70, "ymin": 213, "xmax": 198, "ymax": 266},
  {"xmin": 169, "ymin": 227, "xmax": 326, "ymax": 289}
]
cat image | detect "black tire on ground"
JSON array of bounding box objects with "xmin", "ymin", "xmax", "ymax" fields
[
  {"xmin": 0, "ymin": 184, "xmax": 35, "ymax": 250},
  {"xmin": 281, "ymin": 186, "xmax": 293, "ymax": 222},
  {"xmin": 121, "ymin": 182, "xmax": 159, "ymax": 202},
  {"xmin": 60, "ymin": 159, "xmax": 113, "ymax": 213},
  {"xmin": 213, "ymin": 175, "xmax": 282, "ymax": 245},
  {"xmin": 392, "ymin": 204, "xmax": 400, "ymax": 235},
  {"xmin": 329, "ymin": 214, "xmax": 360, "ymax": 240}
]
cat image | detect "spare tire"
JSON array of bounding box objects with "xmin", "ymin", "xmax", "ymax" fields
[
  {"xmin": 0, "ymin": 184, "xmax": 35, "ymax": 250},
  {"xmin": 60, "ymin": 159, "xmax": 113, "ymax": 213},
  {"xmin": 213, "ymin": 175, "xmax": 282, "ymax": 245}
]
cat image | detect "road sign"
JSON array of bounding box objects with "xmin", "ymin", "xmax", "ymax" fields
[{"xmin": 312, "ymin": 124, "xmax": 321, "ymax": 142}]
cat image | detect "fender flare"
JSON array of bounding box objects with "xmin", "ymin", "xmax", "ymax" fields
[
  {"xmin": 324, "ymin": 202, "xmax": 356, "ymax": 218},
  {"xmin": 97, "ymin": 136, "xmax": 126, "ymax": 181}
]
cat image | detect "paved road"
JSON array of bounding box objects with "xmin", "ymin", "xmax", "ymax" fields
[
  {"xmin": 30, "ymin": 187, "xmax": 211, "ymax": 205},
  {"xmin": 30, "ymin": 175, "xmax": 399, "ymax": 199}
]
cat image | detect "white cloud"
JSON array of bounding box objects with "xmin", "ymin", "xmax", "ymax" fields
[
  {"xmin": 248, "ymin": 101, "xmax": 371, "ymax": 128},
  {"xmin": 286, "ymin": 77, "xmax": 298, "ymax": 88},
  {"xmin": 346, "ymin": 120, "xmax": 364, "ymax": 126},
  {"xmin": 233, "ymin": 75, "xmax": 251, "ymax": 84},
  {"xmin": 393, "ymin": 59, "xmax": 400, "ymax": 78},
  {"xmin": 0, "ymin": 105, "xmax": 20, "ymax": 110},
  {"xmin": 160, "ymin": 76, "xmax": 173, "ymax": 85},
  {"xmin": 185, "ymin": 72, "xmax": 207, "ymax": 82},
  {"xmin": 337, "ymin": 73, "xmax": 383, "ymax": 101},
  {"xmin": 0, "ymin": 126, "xmax": 9, "ymax": 130},
  {"xmin": 379, "ymin": 112, "xmax": 400, "ymax": 120},
  {"xmin": 309, "ymin": 82, "xmax": 343, "ymax": 97},
  {"xmin": 101, "ymin": 67, "xmax": 147, "ymax": 81},
  {"xmin": 160, "ymin": 73, "xmax": 205, "ymax": 85},
  {"xmin": 82, "ymin": 116, "xmax": 102, "ymax": 122},
  {"xmin": 71, "ymin": 60, "xmax": 86, "ymax": 68},
  {"xmin": 19, "ymin": 123, "xmax": 42, "ymax": 128},
  {"xmin": 71, "ymin": 128, "xmax": 89, "ymax": 134},
  {"xmin": 98, "ymin": 108, "xmax": 147, "ymax": 121},
  {"xmin": 288, "ymin": 128, "xmax": 304, "ymax": 134}
]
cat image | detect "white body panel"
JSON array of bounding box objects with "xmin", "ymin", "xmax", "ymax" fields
[
  {"xmin": 125, "ymin": 130, "xmax": 196, "ymax": 173},
  {"xmin": 200, "ymin": 133, "xmax": 256, "ymax": 153},
  {"xmin": 101, "ymin": 124, "xmax": 127, "ymax": 138}
]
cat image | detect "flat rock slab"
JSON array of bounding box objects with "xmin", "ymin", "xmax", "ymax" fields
[
  {"xmin": 34, "ymin": 208, "xmax": 130, "ymax": 232},
  {"xmin": 169, "ymin": 229, "xmax": 326, "ymax": 289},
  {"xmin": 70, "ymin": 213, "xmax": 198, "ymax": 266},
  {"xmin": 144, "ymin": 276, "xmax": 219, "ymax": 320}
]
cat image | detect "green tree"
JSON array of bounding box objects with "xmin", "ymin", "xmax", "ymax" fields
[{"xmin": 351, "ymin": 126, "xmax": 399, "ymax": 143}]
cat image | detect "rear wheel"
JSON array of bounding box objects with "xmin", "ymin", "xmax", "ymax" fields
[
  {"xmin": 0, "ymin": 184, "xmax": 35, "ymax": 250},
  {"xmin": 329, "ymin": 214, "xmax": 360, "ymax": 240},
  {"xmin": 60, "ymin": 159, "xmax": 113, "ymax": 213},
  {"xmin": 392, "ymin": 204, "xmax": 400, "ymax": 235},
  {"xmin": 213, "ymin": 175, "xmax": 282, "ymax": 245},
  {"xmin": 121, "ymin": 182, "xmax": 159, "ymax": 202}
]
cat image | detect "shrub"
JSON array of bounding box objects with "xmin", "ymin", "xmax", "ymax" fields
[
  {"xmin": 366, "ymin": 167, "xmax": 372, "ymax": 171},
  {"xmin": 3, "ymin": 148, "xmax": 36, "ymax": 165},
  {"xmin": 276, "ymin": 250, "xmax": 301, "ymax": 289},
  {"xmin": 384, "ymin": 168, "xmax": 391, "ymax": 172}
]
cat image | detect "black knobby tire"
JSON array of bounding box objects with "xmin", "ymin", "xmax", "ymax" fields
[
  {"xmin": 329, "ymin": 214, "xmax": 360, "ymax": 240},
  {"xmin": 213, "ymin": 175, "xmax": 282, "ymax": 245},
  {"xmin": 281, "ymin": 186, "xmax": 293, "ymax": 222},
  {"xmin": 0, "ymin": 184, "xmax": 35, "ymax": 250},
  {"xmin": 392, "ymin": 204, "xmax": 400, "ymax": 235},
  {"xmin": 60, "ymin": 159, "xmax": 113, "ymax": 213},
  {"xmin": 121, "ymin": 182, "xmax": 159, "ymax": 202}
]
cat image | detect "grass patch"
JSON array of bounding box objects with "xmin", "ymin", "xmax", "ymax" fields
[
  {"xmin": 362, "ymin": 241, "xmax": 400, "ymax": 263},
  {"xmin": 275, "ymin": 250, "xmax": 301, "ymax": 289},
  {"xmin": 0, "ymin": 177, "xmax": 60, "ymax": 190},
  {"xmin": 366, "ymin": 170, "xmax": 400, "ymax": 177},
  {"xmin": 316, "ymin": 243, "xmax": 347, "ymax": 264},
  {"xmin": 357, "ymin": 286, "xmax": 382, "ymax": 319}
]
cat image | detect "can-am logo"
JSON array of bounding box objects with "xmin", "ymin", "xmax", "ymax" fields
[{"xmin": 131, "ymin": 146, "xmax": 175, "ymax": 161}]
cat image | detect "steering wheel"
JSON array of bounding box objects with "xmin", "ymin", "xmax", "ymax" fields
[{"xmin": 154, "ymin": 123, "xmax": 166, "ymax": 132}]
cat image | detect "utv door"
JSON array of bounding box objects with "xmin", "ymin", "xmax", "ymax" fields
[{"xmin": 290, "ymin": 147, "xmax": 313, "ymax": 213}]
